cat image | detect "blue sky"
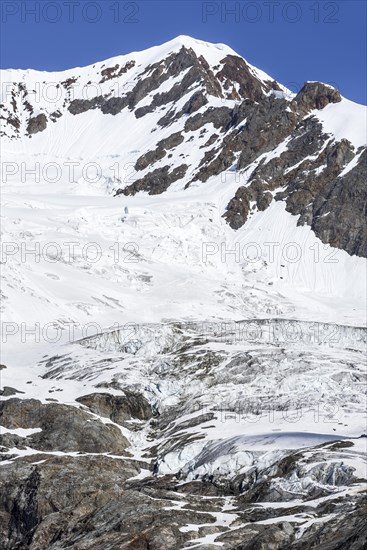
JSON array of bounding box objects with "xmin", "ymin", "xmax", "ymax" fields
[{"xmin": 1, "ymin": 0, "xmax": 366, "ymax": 104}]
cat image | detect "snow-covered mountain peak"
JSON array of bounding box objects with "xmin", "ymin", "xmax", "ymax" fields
[
  {"xmin": 1, "ymin": 36, "xmax": 366, "ymax": 260},
  {"xmin": 143, "ymin": 34, "xmax": 238, "ymax": 58}
]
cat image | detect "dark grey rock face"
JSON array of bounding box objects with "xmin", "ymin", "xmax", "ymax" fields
[
  {"xmin": 99, "ymin": 60, "xmax": 135, "ymax": 84},
  {"xmin": 181, "ymin": 90, "xmax": 209, "ymax": 115},
  {"xmin": 220, "ymin": 96, "xmax": 366, "ymax": 257},
  {"xmin": 134, "ymin": 133, "xmax": 184, "ymax": 172},
  {"xmin": 294, "ymin": 81, "xmax": 342, "ymax": 113},
  {"xmin": 26, "ymin": 114, "xmax": 47, "ymax": 135},
  {"xmin": 101, "ymin": 96, "xmax": 129, "ymax": 115},
  {"xmin": 0, "ymin": 399, "xmax": 129, "ymax": 454},
  {"xmin": 0, "ymin": 386, "xmax": 24, "ymax": 397},
  {"xmin": 135, "ymin": 147, "xmax": 167, "ymax": 171},
  {"xmin": 76, "ymin": 390, "xmax": 152, "ymax": 426},
  {"xmin": 0, "ymin": 417, "xmax": 364, "ymax": 549},
  {"xmin": 157, "ymin": 131, "xmax": 185, "ymax": 150},
  {"xmin": 311, "ymin": 148, "xmax": 367, "ymax": 257},
  {"xmin": 68, "ymin": 96, "xmax": 105, "ymax": 115},
  {"xmin": 1, "ymin": 451, "xmax": 363, "ymax": 550},
  {"xmin": 185, "ymin": 106, "xmax": 234, "ymax": 133},
  {"xmin": 282, "ymin": 499, "xmax": 367, "ymax": 549},
  {"xmin": 116, "ymin": 164, "xmax": 188, "ymax": 195},
  {"xmin": 216, "ymin": 54, "xmax": 282, "ymax": 101},
  {"xmin": 0, "ymin": 455, "xmax": 141, "ymax": 550}
]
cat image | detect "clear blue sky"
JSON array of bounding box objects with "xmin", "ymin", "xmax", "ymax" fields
[{"xmin": 1, "ymin": 0, "xmax": 366, "ymax": 104}]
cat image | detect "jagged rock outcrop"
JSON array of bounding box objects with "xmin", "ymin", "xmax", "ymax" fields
[
  {"xmin": 294, "ymin": 80, "xmax": 342, "ymax": 113},
  {"xmin": 68, "ymin": 95, "xmax": 105, "ymax": 115},
  {"xmin": 0, "ymin": 455, "xmax": 141, "ymax": 550},
  {"xmin": 116, "ymin": 164, "xmax": 188, "ymax": 195},
  {"xmin": 311, "ymin": 147, "xmax": 367, "ymax": 256},
  {"xmin": 76, "ymin": 391, "xmax": 152, "ymax": 425},
  {"xmin": 0, "ymin": 399, "xmax": 129, "ymax": 454},
  {"xmin": 99, "ymin": 60, "xmax": 135, "ymax": 83},
  {"xmin": 1, "ymin": 448, "xmax": 364, "ymax": 550},
  {"xmin": 216, "ymin": 54, "xmax": 282, "ymax": 101},
  {"xmin": 134, "ymin": 132, "xmax": 184, "ymax": 171}
]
